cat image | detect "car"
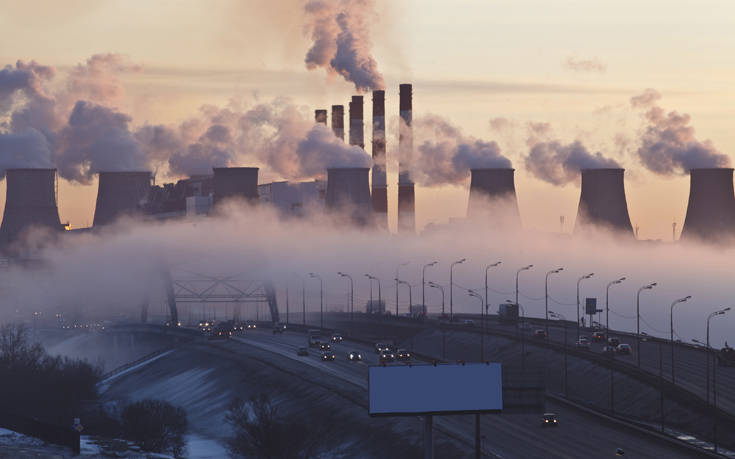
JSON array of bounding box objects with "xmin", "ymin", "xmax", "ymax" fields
[
  {"xmin": 319, "ymin": 342, "xmax": 331, "ymax": 351},
  {"xmin": 297, "ymin": 347, "xmax": 309, "ymax": 356},
  {"xmin": 602, "ymin": 345, "xmax": 616, "ymax": 355},
  {"xmin": 331, "ymin": 333, "xmax": 344, "ymax": 343},
  {"xmin": 576, "ymin": 340, "xmax": 591, "ymax": 350},
  {"xmin": 534, "ymin": 329, "xmax": 547, "ymax": 339},
  {"xmin": 232, "ymin": 322, "xmax": 245, "ymax": 332},
  {"xmin": 379, "ymin": 350, "xmax": 395, "ymax": 363},
  {"xmin": 375, "ymin": 343, "xmax": 389, "ymax": 353},
  {"xmin": 616, "ymin": 343, "xmax": 632, "ymax": 355},
  {"xmin": 592, "ymin": 331, "xmax": 606, "ymax": 342},
  {"xmin": 347, "ymin": 351, "xmax": 362, "ymax": 361},
  {"xmin": 209, "ymin": 326, "xmax": 232, "ymax": 340},
  {"xmin": 246, "ymin": 320, "xmax": 257, "ymax": 329},
  {"xmin": 396, "ymin": 349, "xmax": 412, "ymax": 361},
  {"xmin": 272, "ymin": 322, "xmax": 286, "ymax": 334},
  {"xmin": 578, "ymin": 336, "xmax": 590, "ymax": 345},
  {"xmin": 462, "ymin": 319, "xmax": 475, "ymax": 326},
  {"xmin": 542, "ymin": 413, "xmax": 558, "ymax": 427},
  {"xmin": 321, "ymin": 351, "xmax": 336, "ymax": 361},
  {"xmin": 607, "ymin": 337, "xmax": 620, "ymax": 347}
]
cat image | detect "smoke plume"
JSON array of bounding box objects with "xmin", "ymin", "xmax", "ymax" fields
[
  {"xmin": 631, "ymin": 89, "xmax": 730, "ymax": 175},
  {"xmin": 564, "ymin": 56, "xmax": 607, "ymax": 73},
  {"xmin": 525, "ymin": 139, "xmax": 620, "ymax": 186},
  {"xmin": 303, "ymin": 0, "xmax": 384, "ymax": 92},
  {"xmin": 0, "ymin": 60, "xmax": 54, "ymax": 114}
]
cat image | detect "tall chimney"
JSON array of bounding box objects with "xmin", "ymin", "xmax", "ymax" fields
[
  {"xmin": 213, "ymin": 167, "xmax": 259, "ymax": 206},
  {"xmin": 326, "ymin": 167, "xmax": 372, "ymax": 226},
  {"xmin": 467, "ymin": 168, "xmax": 520, "ymax": 227},
  {"xmin": 398, "ymin": 83, "xmax": 415, "ymax": 233},
  {"xmin": 315, "ymin": 109, "xmax": 327, "ymax": 125},
  {"xmin": 371, "ymin": 90, "xmax": 387, "ymax": 228},
  {"xmin": 574, "ymin": 168, "xmax": 633, "ymax": 235},
  {"xmin": 93, "ymin": 171, "xmax": 152, "ymax": 227},
  {"xmin": 680, "ymin": 168, "xmax": 735, "ymax": 242},
  {"xmin": 331, "ymin": 105, "xmax": 344, "ymax": 140},
  {"xmin": 349, "ymin": 96, "xmax": 364, "ymax": 149},
  {"xmin": 0, "ymin": 168, "xmax": 63, "ymax": 244}
]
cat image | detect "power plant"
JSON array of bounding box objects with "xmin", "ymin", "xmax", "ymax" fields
[
  {"xmin": 315, "ymin": 109, "xmax": 327, "ymax": 125},
  {"xmin": 467, "ymin": 168, "xmax": 520, "ymax": 227},
  {"xmin": 371, "ymin": 89, "xmax": 388, "ymax": 228},
  {"xmin": 348, "ymin": 96, "xmax": 364, "ymax": 149},
  {"xmin": 574, "ymin": 168, "xmax": 634, "ymax": 235},
  {"xmin": 331, "ymin": 105, "xmax": 344, "ymax": 140},
  {"xmin": 325, "ymin": 167, "xmax": 371, "ymax": 226},
  {"xmin": 680, "ymin": 168, "xmax": 735, "ymax": 242},
  {"xmin": 398, "ymin": 83, "xmax": 416, "ymax": 233},
  {"xmin": 212, "ymin": 167, "xmax": 259, "ymax": 206},
  {"xmin": 0, "ymin": 168, "xmax": 63, "ymax": 244},
  {"xmin": 93, "ymin": 171, "xmax": 153, "ymax": 227}
]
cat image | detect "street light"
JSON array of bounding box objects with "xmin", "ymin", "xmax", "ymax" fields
[
  {"xmin": 468, "ymin": 289, "xmax": 485, "ymax": 361},
  {"xmin": 636, "ymin": 282, "xmax": 657, "ymax": 367},
  {"xmin": 338, "ymin": 272, "xmax": 354, "ymax": 325},
  {"xmin": 308, "ymin": 272, "xmax": 323, "ymax": 329},
  {"xmin": 423, "ymin": 261, "xmax": 438, "ymax": 315},
  {"xmin": 705, "ymin": 307, "xmax": 730, "ymax": 405},
  {"xmin": 365, "ymin": 274, "xmax": 382, "ymax": 314},
  {"xmin": 396, "ymin": 262, "xmax": 409, "ymax": 317},
  {"xmin": 545, "ymin": 267, "xmax": 563, "ymax": 338},
  {"xmin": 549, "ymin": 310, "xmax": 569, "ymax": 398},
  {"xmin": 576, "ymin": 273, "xmax": 594, "ymax": 338},
  {"xmin": 395, "ymin": 278, "xmax": 412, "ymax": 316},
  {"xmin": 485, "ymin": 261, "xmax": 502, "ymax": 322},
  {"xmin": 515, "ymin": 265, "xmax": 533, "ymax": 307},
  {"xmin": 292, "ymin": 273, "xmax": 306, "ymax": 325},
  {"xmin": 670, "ymin": 295, "xmax": 691, "ymax": 384},
  {"xmin": 606, "ymin": 277, "xmax": 626, "ymax": 333},
  {"xmin": 450, "ymin": 258, "xmax": 466, "ymax": 321},
  {"xmin": 428, "ymin": 282, "xmax": 445, "ymax": 315}
]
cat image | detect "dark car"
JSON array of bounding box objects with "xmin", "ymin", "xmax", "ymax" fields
[
  {"xmin": 602, "ymin": 345, "xmax": 616, "ymax": 355},
  {"xmin": 319, "ymin": 342, "xmax": 331, "ymax": 351},
  {"xmin": 272, "ymin": 322, "xmax": 286, "ymax": 334},
  {"xmin": 576, "ymin": 340, "xmax": 591, "ymax": 350},
  {"xmin": 297, "ymin": 347, "xmax": 309, "ymax": 356},
  {"xmin": 246, "ymin": 320, "xmax": 257, "ymax": 329},
  {"xmin": 375, "ymin": 343, "xmax": 389, "ymax": 353},
  {"xmin": 347, "ymin": 351, "xmax": 362, "ymax": 362},
  {"xmin": 616, "ymin": 344, "xmax": 632, "ymax": 355},
  {"xmin": 331, "ymin": 333, "xmax": 344, "ymax": 343},
  {"xmin": 534, "ymin": 329, "xmax": 547, "ymax": 339},
  {"xmin": 608, "ymin": 337, "xmax": 620, "ymax": 347},
  {"xmin": 209, "ymin": 326, "xmax": 232, "ymax": 340},
  {"xmin": 592, "ymin": 331, "xmax": 606, "ymax": 342},
  {"xmin": 379, "ymin": 350, "xmax": 395, "ymax": 363},
  {"xmin": 396, "ymin": 349, "xmax": 412, "ymax": 361},
  {"xmin": 542, "ymin": 413, "xmax": 558, "ymax": 427},
  {"xmin": 321, "ymin": 351, "xmax": 336, "ymax": 361}
]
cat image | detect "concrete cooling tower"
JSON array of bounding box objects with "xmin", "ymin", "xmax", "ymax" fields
[
  {"xmin": 213, "ymin": 167, "xmax": 259, "ymax": 206},
  {"xmin": 574, "ymin": 168, "xmax": 633, "ymax": 235},
  {"xmin": 326, "ymin": 167, "xmax": 371, "ymax": 226},
  {"xmin": 680, "ymin": 168, "xmax": 735, "ymax": 242},
  {"xmin": 467, "ymin": 168, "xmax": 520, "ymax": 226},
  {"xmin": 93, "ymin": 171, "xmax": 153, "ymax": 227},
  {"xmin": 0, "ymin": 168, "xmax": 63, "ymax": 244}
]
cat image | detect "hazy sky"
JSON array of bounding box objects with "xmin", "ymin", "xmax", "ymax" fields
[{"xmin": 1, "ymin": 0, "xmax": 735, "ymax": 239}]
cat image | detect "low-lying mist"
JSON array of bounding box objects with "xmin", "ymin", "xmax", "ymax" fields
[{"xmin": 2, "ymin": 200, "xmax": 733, "ymax": 348}]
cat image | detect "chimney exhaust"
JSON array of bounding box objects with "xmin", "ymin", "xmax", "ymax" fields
[
  {"xmin": 331, "ymin": 105, "xmax": 344, "ymax": 140},
  {"xmin": 349, "ymin": 96, "xmax": 364, "ymax": 149},
  {"xmin": 680, "ymin": 168, "xmax": 735, "ymax": 242},
  {"xmin": 574, "ymin": 168, "xmax": 633, "ymax": 235},
  {"xmin": 315, "ymin": 109, "xmax": 327, "ymax": 125},
  {"xmin": 326, "ymin": 167, "xmax": 372, "ymax": 227},
  {"xmin": 1, "ymin": 168, "xmax": 63, "ymax": 244},
  {"xmin": 467, "ymin": 168, "xmax": 520, "ymax": 227},
  {"xmin": 371, "ymin": 90, "xmax": 387, "ymax": 228},
  {"xmin": 213, "ymin": 167, "xmax": 259, "ymax": 206},
  {"xmin": 398, "ymin": 83, "xmax": 415, "ymax": 233},
  {"xmin": 93, "ymin": 171, "xmax": 153, "ymax": 227}
]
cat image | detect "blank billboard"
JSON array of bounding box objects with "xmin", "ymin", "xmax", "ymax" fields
[{"xmin": 369, "ymin": 363, "xmax": 502, "ymax": 416}]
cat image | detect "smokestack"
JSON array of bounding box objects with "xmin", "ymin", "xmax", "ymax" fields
[
  {"xmin": 0, "ymin": 168, "xmax": 63, "ymax": 244},
  {"xmin": 467, "ymin": 168, "xmax": 520, "ymax": 226},
  {"xmin": 213, "ymin": 167, "xmax": 259, "ymax": 206},
  {"xmin": 371, "ymin": 90, "xmax": 387, "ymax": 228},
  {"xmin": 315, "ymin": 109, "xmax": 327, "ymax": 125},
  {"xmin": 680, "ymin": 168, "xmax": 735, "ymax": 242},
  {"xmin": 349, "ymin": 96, "xmax": 364, "ymax": 149},
  {"xmin": 326, "ymin": 167, "xmax": 372, "ymax": 226},
  {"xmin": 93, "ymin": 171, "xmax": 152, "ymax": 227},
  {"xmin": 398, "ymin": 83, "xmax": 415, "ymax": 233},
  {"xmin": 574, "ymin": 168, "xmax": 634, "ymax": 235},
  {"xmin": 331, "ymin": 105, "xmax": 344, "ymax": 140}
]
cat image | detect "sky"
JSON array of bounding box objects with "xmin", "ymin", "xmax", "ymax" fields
[{"xmin": 2, "ymin": 0, "xmax": 735, "ymax": 239}]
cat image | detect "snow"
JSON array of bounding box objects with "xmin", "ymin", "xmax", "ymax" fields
[
  {"xmin": 97, "ymin": 349, "xmax": 176, "ymax": 392},
  {"xmin": 186, "ymin": 434, "xmax": 229, "ymax": 459}
]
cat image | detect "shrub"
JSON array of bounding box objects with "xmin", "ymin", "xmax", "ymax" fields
[{"xmin": 121, "ymin": 399, "xmax": 187, "ymax": 457}]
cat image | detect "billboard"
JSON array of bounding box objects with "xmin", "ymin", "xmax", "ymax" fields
[
  {"xmin": 368, "ymin": 363, "xmax": 502, "ymax": 416},
  {"xmin": 585, "ymin": 297, "xmax": 598, "ymax": 315}
]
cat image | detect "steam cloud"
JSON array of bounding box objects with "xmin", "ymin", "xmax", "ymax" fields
[
  {"xmin": 303, "ymin": 0, "xmax": 384, "ymax": 92},
  {"xmin": 410, "ymin": 115, "xmax": 511, "ymax": 186},
  {"xmin": 631, "ymin": 88, "xmax": 730, "ymax": 175},
  {"xmin": 525, "ymin": 139, "xmax": 621, "ymax": 186},
  {"xmin": 564, "ymin": 56, "xmax": 607, "ymax": 73}
]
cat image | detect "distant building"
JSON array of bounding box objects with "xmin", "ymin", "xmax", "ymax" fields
[
  {"xmin": 258, "ymin": 180, "xmax": 326, "ymax": 217},
  {"xmin": 365, "ymin": 299, "xmax": 386, "ymax": 314}
]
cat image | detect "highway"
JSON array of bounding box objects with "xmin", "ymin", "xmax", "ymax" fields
[{"xmin": 228, "ymin": 328, "xmax": 709, "ymax": 458}]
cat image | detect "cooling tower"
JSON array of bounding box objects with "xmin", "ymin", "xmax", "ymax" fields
[
  {"xmin": 349, "ymin": 96, "xmax": 364, "ymax": 149},
  {"xmin": 326, "ymin": 167, "xmax": 371, "ymax": 226},
  {"xmin": 371, "ymin": 90, "xmax": 387, "ymax": 228},
  {"xmin": 574, "ymin": 168, "xmax": 633, "ymax": 235},
  {"xmin": 680, "ymin": 168, "xmax": 735, "ymax": 242},
  {"xmin": 0, "ymin": 168, "xmax": 63, "ymax": 243},
  {"xmin": 213, "ymin": 167, "xmax": 259, "ymax": 206},
  {"xmin": 467, "ymin": 168, "xmax": 520, "ymax": 226},
  {"xmin": 331, "ymin": 105, "xmax": 344, "ymax": 141},
  {"xmin": 93, "ymin": 171, "xmax": 152, "ymax": 227},
  {"xmin": 398, "ymin": 83, "xmax": 415, "ymax": 233},
  {"xmin": 315, "ymin": 109, "xmax": 327, "ymax": 125}
]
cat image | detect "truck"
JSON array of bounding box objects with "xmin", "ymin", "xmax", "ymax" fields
[
  {"xmin": 498, "ymin": 303, "xmax": 519, "ymax": 322},
  {"xmin": 308, "ymin": 329, "xmax": 322, "ymax": 347},
  {"xmin": 409, "ymin": 304, "xmax": 427, "ymax": 319}
]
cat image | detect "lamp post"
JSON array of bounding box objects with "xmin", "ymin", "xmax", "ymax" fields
[
  {"xmin": 396, "ymin": 262, "xmax": 409, "ymax": 317},
  {"xmin": 366, "ymin": 274, "xmax": 382, "ymax": 314},
  {"xmin": 545, "ymin": 268, "xmax": 563, "ymax": 338},
  {"xmin": 308, "ymin": 272, "xmax": 323, "ymax": 329},
  {"xmin": 423, "ymin": 261, "xmax": 438, "ymax": 314},
  {"xmin": 636, "ymin": 283, "xmax": 657, "ymax": 367},
  {"xmin": 450, "ymin": 258, "xmax": 466, "ymax": 321},
  {"xmin": 606, "ymin": 277, "xmax": 626, "ymax": 333},
  {"xmin": 338, "ymin": 272, "xmax": 354, "ymax": 326},
  {"xmin": 515, "ymin": 265, "xmax": 533, "ymax": 307},
  {"xmin": 365, "ymin": 274, "xmax": 373, "ymax": 311},
  {"xmin": 428, "ymin": 282, "xmax": 444, "ymax": 315},
  {"xmin": 549, "ymin": 310, "xmax": 568, "ymax": 398},
  {"xmin": 670, "ymin": 295, "xmax": 691, "ymax": 384},
  {"xmin": 429, "ymin": 281, "xmax": 447, "ymax": 359},
  {"xmin": 468, "ymin": 289, "xmax": 485, "ymax": 361},
  {"xmin": 485, "ymin": 261, "xmax": 502, "ymax": 325},
  {"xmin": 705, "ymin": 307, "xmax": 730, "ymax": 405},
  {"xmin": 396, "ymin": 279, "xmax": 412, "ymax": 316},
  {"xmin": 293, "ymin": 273, "xmax": 306, "ymax": 325},
  {"xmin": 576, "ymin": 273, "xmax": 594, "ymax": 338}
]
